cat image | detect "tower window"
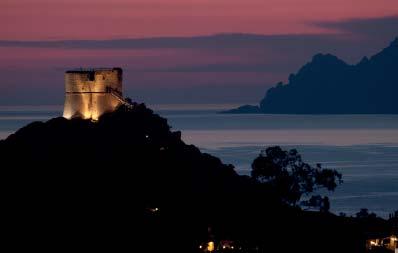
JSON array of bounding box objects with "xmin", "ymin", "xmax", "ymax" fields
[{"xmin": 88, "ymin": 72, "xmax": 95, "ymax": 81}]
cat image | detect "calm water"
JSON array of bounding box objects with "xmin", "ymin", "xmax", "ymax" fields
[{"xmin": 1, "ymin": 104, "xmax": 398, "ymax": 218}]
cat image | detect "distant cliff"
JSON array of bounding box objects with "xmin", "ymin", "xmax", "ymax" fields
[{"xmin": 224, "ymin": 37, "xmax": 398, "ymax": 114}]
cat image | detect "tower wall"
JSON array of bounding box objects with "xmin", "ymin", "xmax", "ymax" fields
[{"xmin": 63, "ymin": 68, "xmax": 123, "ymax": 120}]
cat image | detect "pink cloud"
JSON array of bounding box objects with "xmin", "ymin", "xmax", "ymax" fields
[{"xmin": 1, "ymin": 0, "xmax": 397, "ymax": 40}]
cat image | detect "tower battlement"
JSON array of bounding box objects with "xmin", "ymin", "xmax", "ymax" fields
[{"xmin": 63, "ymin": 68, "xmax": 123, "ymax": 120}]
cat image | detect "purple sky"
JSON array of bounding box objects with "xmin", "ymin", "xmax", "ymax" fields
[{"xmin": 0, "ymin": 1, "xmax": 397, "ymax": 104}]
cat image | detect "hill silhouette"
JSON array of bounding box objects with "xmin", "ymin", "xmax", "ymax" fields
[
  {"xmin": 1, "ymin": 104, "xmax": 249, "ymax": 251},
  {"xmin": 224, "ymin": 37, "xmax": 398, "ymax": 114},
  {"xmin": 1, "ymin": 104, "xmax": 395, "ymax": 252}
]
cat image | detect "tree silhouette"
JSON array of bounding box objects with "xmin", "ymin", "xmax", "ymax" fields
[
  {"xmin": 301, "ymin": 195, "xmax": 330, "ymax": 212},
  {"xmin": 251, "ymin": 146, "xmax": 342, "ymax": 208},
  {"xmin": 356, "ymin": 208, "xmax": 377, "ymax": 219}
]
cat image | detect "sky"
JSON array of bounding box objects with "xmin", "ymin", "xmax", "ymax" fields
[{"xmin": 0, "ymin": 0, "xmax": 398, "ymax": 105}]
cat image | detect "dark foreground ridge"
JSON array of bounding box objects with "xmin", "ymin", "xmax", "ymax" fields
[
  {"xmin": 1, "ymin": 105, "xmax": 396, "ymax": 252},
  {"xmin": 224, "ymin": 37, "xmax": 398, "ymax": 114}
]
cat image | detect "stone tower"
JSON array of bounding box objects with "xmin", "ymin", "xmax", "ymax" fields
[{"xmin": 63, "ymin": 68, "xmax": 123, "ymax": 120}]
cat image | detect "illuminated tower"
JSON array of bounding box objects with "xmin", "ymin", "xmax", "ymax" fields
[{"xmin": 63, "ymin": 68, "xmax": 124, "ymax": 120}]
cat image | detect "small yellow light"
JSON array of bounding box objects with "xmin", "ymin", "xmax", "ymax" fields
[
  {"xmin": 231, "ymin": 246, "xmax": 234, "ymax": 249},
  {"xmin": 199, "ymin": 245, "xmax": 202, "ymax": 249},
  {"xmin": 207, "ymin": 241, "xmax": 215, "ymax": 252},
  {"xmin": 223, "ymin": 245, "xmax": 226, "ymax": 249}
]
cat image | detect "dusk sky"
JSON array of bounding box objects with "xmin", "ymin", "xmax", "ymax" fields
[{"xmin": 1, "ymin": 0, "xmax": 398, "ymax": 104}]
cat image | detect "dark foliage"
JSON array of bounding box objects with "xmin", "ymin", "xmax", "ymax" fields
[
  {"xmin": 357, "ymin": 209, "xmax": 378, "ymax": 219},
  {"xmin": 0, "ymin": 105, "xmax": 388, "ymax": 252},
  {"xmin": 251, "ymin": 146, "xmax": 342, "ymax": 208},
  {"xmin": 301, "ymin": 195, "xmax": 331, "ymax": 212}
]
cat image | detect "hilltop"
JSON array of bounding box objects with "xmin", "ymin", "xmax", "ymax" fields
[{"xmin": 1, "ymin": 105, "xmax": 395, "ymax": 252}]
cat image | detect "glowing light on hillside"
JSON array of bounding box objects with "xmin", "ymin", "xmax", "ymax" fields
[{"xmin": 207, "ymin": 241, "xmax": 215, "ymax": 252}]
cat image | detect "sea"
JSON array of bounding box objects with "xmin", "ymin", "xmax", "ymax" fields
[{"xmin": 1, "ymin": 104, "xmax": 397, "ymax": 218}]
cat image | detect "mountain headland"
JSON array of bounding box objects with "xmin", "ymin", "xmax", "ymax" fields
[{"xmin": 224, "ymin": 37, "xmax": 398, "ymax": 114}]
